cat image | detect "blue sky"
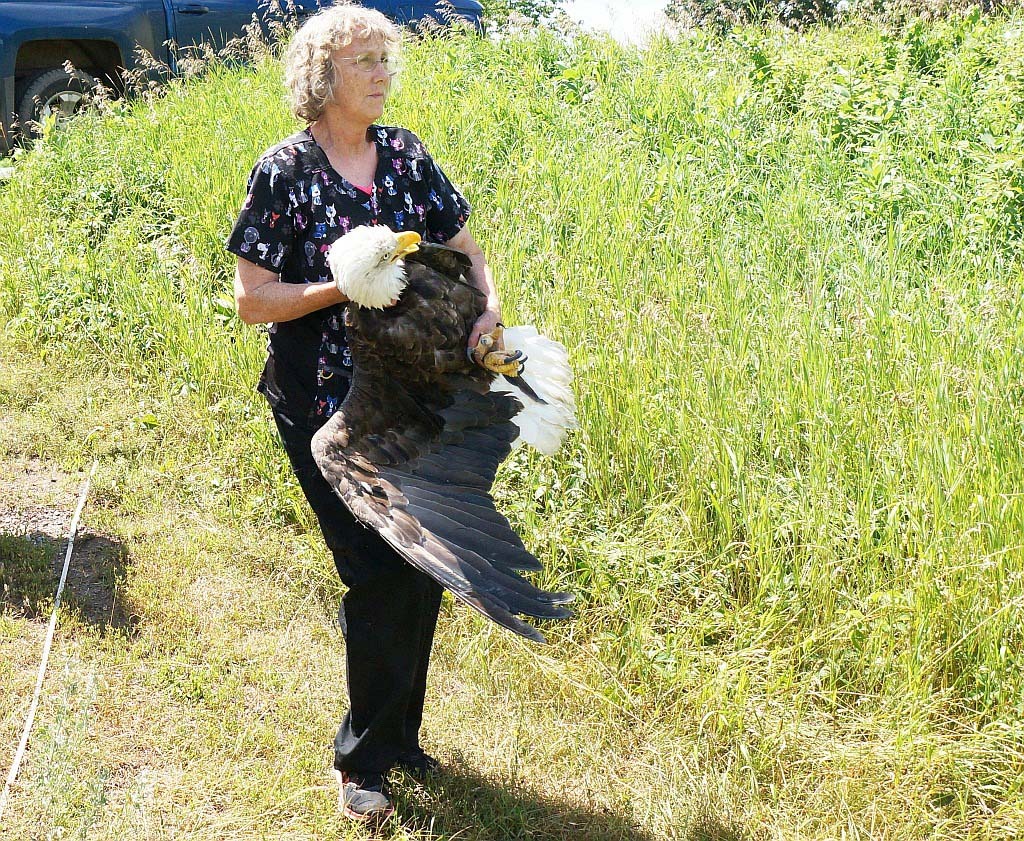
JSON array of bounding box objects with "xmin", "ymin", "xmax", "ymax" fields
[{"xmin": 560, "ymin": 0, "xmax": 670, "ymax": 42}]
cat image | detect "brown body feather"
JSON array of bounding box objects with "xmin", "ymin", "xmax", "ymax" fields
[{"xmin": 311, "ymin": 244, "xmax": 572, "ymax": 643}]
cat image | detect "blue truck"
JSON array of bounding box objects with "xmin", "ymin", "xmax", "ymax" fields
[{"xmin": 0, "ymin": 0, "xmax": 483, "ymax": 152}]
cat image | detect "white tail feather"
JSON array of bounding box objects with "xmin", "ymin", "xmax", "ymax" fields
[{"xmin": 489, "ymin": 326, "xmax": 578, "ymax": 456}]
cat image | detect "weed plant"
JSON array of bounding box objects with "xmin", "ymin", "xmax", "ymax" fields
[{"xmin": 1, "ymin": 14, "xmax": 1023, "ymax": 839}]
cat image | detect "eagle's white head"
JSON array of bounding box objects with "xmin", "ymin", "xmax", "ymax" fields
[{"xmin": 326, "ymin": 225, "xmax": 421, "ymax": 309}]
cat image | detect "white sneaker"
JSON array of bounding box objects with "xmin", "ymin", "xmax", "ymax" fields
[{"xmin": 334, "ymin": 769, "xmax": 394, "ymax": 822}]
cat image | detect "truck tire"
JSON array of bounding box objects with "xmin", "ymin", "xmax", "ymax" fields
[{"xmin": 17, "ymin": 68, "xmax": 98, "ymax": 132}]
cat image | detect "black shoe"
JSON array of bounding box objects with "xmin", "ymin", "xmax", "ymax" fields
[
  {"xmin": 395, "ymin": 747, "xmax": 441, "ymax": 775},
  {"xmin": 334, "ymin": 770, "xmax": 394, "ymax": 822}
]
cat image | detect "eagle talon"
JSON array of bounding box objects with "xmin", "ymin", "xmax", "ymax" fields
[
  {"xmin": 471, "ymin": 324, "xmax": 529, "ymax": 376},
  {"xmin": 470, "ymin": 334, "xmax": 493, "ymax": 368},
  {"xmin": 481, "ymin": 350, "xmax": 526, "ymax": 377}
]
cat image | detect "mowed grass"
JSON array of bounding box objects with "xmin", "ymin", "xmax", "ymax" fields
[{"xmin": 2, "ymin": 14, "xmax": 1024, "ymax": 839}]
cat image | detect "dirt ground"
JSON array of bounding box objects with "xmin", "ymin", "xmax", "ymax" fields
[{"xmin": 0, "ymin": 455, "xmax": 127, "ymax": 626}]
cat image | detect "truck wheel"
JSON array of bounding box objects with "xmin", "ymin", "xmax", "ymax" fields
[{"xmin": 18, "ymin": 68, "xmax": 98, "ymax": 133}]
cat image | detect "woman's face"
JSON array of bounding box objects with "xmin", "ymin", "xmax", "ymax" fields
[{"xmin": 328, "ymin": 36, "xmax": 393, "ymax": 125}]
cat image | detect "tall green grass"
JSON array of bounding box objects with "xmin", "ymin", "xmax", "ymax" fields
[{"xmin": 2, "ymin": 15, "xmax": 1024, "ymax": 836}]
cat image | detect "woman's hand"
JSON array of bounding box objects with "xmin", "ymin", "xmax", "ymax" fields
[{"xmin": 469, "ymin": 305, "xmax": 502, "ymax": 351}]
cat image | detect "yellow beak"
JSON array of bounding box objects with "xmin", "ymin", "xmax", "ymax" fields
[{"xmin": 391, "ymin": 230, "xmax": 421, "ymax": 262}]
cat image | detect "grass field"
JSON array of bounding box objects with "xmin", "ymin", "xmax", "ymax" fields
[{"xmin": 1, "ymin": 14, "xmax": 1024, "ymax": 839}]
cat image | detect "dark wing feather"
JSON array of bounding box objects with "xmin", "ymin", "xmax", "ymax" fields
[
  {"xmin": 311, "ymin": 248, "xmax": 572, "ymax": 643},
  {"xmin": 408, "ymin": 242, "xmax": 474, "ymax": 278}
]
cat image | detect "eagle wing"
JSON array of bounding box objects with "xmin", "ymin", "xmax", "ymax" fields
[{"xmin": 311, "ymin": 245, "xmax": 573, "ymax": 643}]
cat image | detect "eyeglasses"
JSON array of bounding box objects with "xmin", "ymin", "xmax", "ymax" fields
[{"xmin": 338, "ymin": 52, "xmax": 400, "ymax": 75}]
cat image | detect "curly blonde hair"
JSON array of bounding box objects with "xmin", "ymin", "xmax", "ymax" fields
[{"xmin": 284, "ymin": 3, "xmax": 402, "ymax": 123}]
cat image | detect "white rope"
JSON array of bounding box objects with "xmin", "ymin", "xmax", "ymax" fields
[{"xmin": 0, "ymin": 460, "xmax": 98, "ymax": 823}]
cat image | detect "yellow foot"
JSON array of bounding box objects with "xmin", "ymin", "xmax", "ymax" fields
[{"xmin": 470, "ymin": 324, "xmax": 526, "ymax": 376}]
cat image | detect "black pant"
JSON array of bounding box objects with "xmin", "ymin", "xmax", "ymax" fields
[{"xmin": 274, "ymin": 411, "xmax": 444, "ymax": 775}]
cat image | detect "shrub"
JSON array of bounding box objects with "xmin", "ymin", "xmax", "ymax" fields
[{"xmin": 667, "ymin": 0, "xmax": 1024, "ymax": 32}]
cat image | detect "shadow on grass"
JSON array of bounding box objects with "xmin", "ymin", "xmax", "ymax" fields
[
  {"xmin": 0, "ymin": 530, "xmax": 135, "ymax": 630},
  {"xmin": 389, "ymin": 765, "xmax": 751, "ymax": 841}
]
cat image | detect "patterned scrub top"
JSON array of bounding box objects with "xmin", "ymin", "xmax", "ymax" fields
[{"xmin": 225, "ymin": 125, "xmax": 471, "ymax": 429}]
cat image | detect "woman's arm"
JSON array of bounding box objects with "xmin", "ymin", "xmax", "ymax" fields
[
  {"xmin": 234, "ymin": 258, "xmax": 348, "ymax": 325},
  {"xmin": 445, "ymin": 226, "xmax": 502, "ymax": 348}
]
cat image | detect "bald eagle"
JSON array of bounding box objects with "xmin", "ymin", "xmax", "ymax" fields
[{"xmin": 311, "ymin": 225, "xmax": 577, "ymax": 643}]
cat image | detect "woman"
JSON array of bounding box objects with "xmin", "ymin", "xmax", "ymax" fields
[{"xmin": 225, "ymin": 4, "xmax": 501, "ymax": 822}]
